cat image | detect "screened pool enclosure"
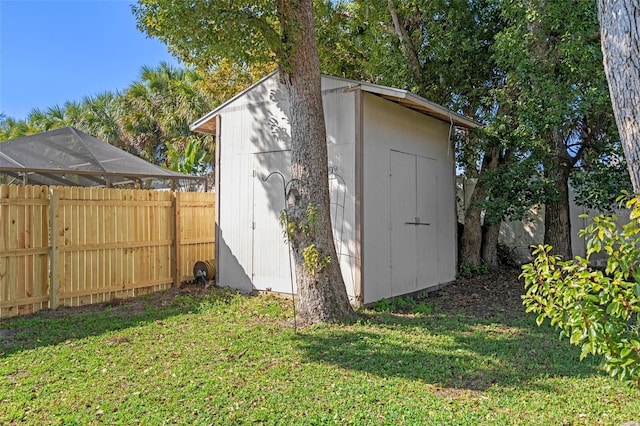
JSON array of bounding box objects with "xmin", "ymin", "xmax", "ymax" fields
[{"xmin": 0, "ymin": 127, "xmax": 206, "ymax": 190}]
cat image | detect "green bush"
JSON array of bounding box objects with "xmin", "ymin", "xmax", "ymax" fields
[
  {"xmin": 457, "ymin": 260, "xmax": 490, "ymax": 279},
  {"xmin": 373, "ymin": 298, "xmax": 394, "ymax": 312},
  {"xmin": 521, "ymin": 195, "xmax": 640, "ymax": 385},
  {"xmin": 412, "ymin": 302, "xmax": 433, "ymax": 315},
  {"xmin": 371, "ymin": 296, "xmax": 433, "ymax": 315}
]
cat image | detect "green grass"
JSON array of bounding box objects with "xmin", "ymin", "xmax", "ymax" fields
[{"xmin": 1, "ymin": 287, "xmax": 639, "ymax": 425}]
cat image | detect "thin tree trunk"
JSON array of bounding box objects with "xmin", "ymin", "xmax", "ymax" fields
[
  {"xmin": 543, "ymin": 149, "xmax": 573, "ymax": 259},
  {"xmin": 598, "ymin": 0, "xmax": 640, "ymax": 193},
  {"xmin": 387, "ymin": 0, "xmax": 425, "ymax": 89},
  {"xmin": 277, "ymin": 0, "xmax": 354, "ymax": 324}
]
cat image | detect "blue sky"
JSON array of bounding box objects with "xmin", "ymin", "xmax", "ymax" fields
[{"xmin": 0, "ymin": 0, "xmax": 180, "ymax": 120}]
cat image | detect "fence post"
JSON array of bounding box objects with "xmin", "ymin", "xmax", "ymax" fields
[
  {"xmin": 172, "ymin": 191, "xmax": 182, "ymax": 287},
  {"xmin": 49, "ymin": 188, "xmax": 61, "ymax": 309}
]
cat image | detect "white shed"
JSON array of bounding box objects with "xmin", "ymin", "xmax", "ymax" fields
[{"xmin": 191, "ymin": 72, "xmax": 478, "ymax": 305}]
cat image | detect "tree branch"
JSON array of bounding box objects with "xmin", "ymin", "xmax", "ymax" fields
[{"xmin": 387, "ymin": 0, "xmax": 424, "ymax": 89}]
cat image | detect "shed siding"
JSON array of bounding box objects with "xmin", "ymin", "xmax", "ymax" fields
[
  {"xmin": 323, "ymin": 83, "xmax": 358, "ymax": 300},
  {"xmin": 217, "ymin": 77, "xmax": 290, "ymax": 292},
  {"xmin": 215, "ymin": 75, "xmax": 457, "ymax": 304},
  {"xmin": 361, "ymin": 93, "xmax": 456, "ymax": 304},
  {"xmin": 217, "ymin": 75, "xmax": 359, "ymax": 298}
]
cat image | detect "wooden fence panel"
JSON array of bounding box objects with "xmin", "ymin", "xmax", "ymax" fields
[
  {"xmin": 178, "ymin": 192, "xmax": 216, "ymax": 282},
  {"xmin": 55, "ymin": 187, "xmax": 175, "ymax": 307},
  {"xmin": 0, "ymin": 185, "xmax": 50, "ymax": 317},
  {"xmin": 0, "ymin": 185, "xmax": 216, "ymax": 318}
]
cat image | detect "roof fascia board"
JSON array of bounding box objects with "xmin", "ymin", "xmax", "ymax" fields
[
  {"xmin": 401, "ymin": 91, "xmax": 479, "ymax": 129},
  {"xmin": 191, "ymin": 71, "xmax": 479, "ymax": 132},
  {"xmin": 321, "ymin": 74, "xmax": 479, "ymax": 129},
  {"xmin": 336, "ymin": 82, "xmax": 477, "ymax": 129}
]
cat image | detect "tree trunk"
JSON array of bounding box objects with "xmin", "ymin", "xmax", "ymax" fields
[
  {"xmin": 460, "ymin": 181, "xmax": 485, "ymax": 267},
  {"xmin": 277, "ymin": 0, "xmax": 354, "ymax": 324},
  {"xmin": 460, "ymin": 147, "xmax": 500, "ymax": 267},
  {"xmin": 481, "ymin": 222, "xmax": 500, "ymax": 268},
  {"xmin": 598, "ymin": 0, "xmax": 640, "ymax": 193},
  {"xmin": 543, "ymin": 151, "xmax": 573, "ymax": 259}
]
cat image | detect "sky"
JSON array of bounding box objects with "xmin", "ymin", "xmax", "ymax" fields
[{"xmin": 0, "ymin": 0, "xmax": 180, "ymax": 120}]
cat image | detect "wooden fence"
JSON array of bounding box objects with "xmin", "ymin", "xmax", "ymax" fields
[{"xmin": 0, "ymin": 185, "xmax": 215, "ymax": 318}]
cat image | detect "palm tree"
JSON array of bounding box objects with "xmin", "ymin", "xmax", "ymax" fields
[
  {"xmin": 121, "ymin": 62, "xmax": 214, "ymax": 166},
  {"xmin": 78, "ymin": 92, "xmax": 131, "ymax": 149},
  {"xmin": 0, "ymin": 116, "xmax": 42, "ymax": 141},
  {"xmin": 3, "ymin": 63, "xmax": 216, "ymax": 176}
]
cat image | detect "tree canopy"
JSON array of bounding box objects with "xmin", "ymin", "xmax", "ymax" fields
[{"xmin": 1, "ymin": 0, "xmax": 631, "ymax": 269}]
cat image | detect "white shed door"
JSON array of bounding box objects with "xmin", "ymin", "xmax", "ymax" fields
[
  {"xmin": 390, "ymin": 150, "xmax": 437, "ymax": 297},
  {"xmin": 252, "ymin": 151, "xmax": 296, "ymax": 293}
]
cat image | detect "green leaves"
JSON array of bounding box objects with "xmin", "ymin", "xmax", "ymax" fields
[
  {"xmin": 132, "ymin": 0, "xmax": 278, "ymax": 69},
  {"xmin": 166, "ymin": 138, "xmax": 211, "ymax": 176},
  {"xmin": 521, "ymin": 196, "xmax": 640, "ymax": 385}
]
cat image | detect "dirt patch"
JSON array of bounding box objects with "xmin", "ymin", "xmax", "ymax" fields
[
  {"xmin": 0, "ymin": 328, "xmax": 17, "ymax": 339},
  {"xmin": 422, "ymin": 268, "xmax": 525, "ymax": 321}
]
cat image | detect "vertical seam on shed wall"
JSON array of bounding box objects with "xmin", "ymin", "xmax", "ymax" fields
[
  {"xmin": 214, "ymin": 115, "xmax": 221, "ymax": 285},
  {"xmin": 354, "ymin": 88, "xmax": 364, "ymax": 304}
]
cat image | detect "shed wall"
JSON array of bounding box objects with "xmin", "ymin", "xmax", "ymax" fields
[
  {"xmin": 217, "ymin": 76, "xmax": 289, "ymax": 292},
  {"xmin": 217, "ymin": 75, "xmax": 358, "ymax": 298},
  {"xmin": 323, "ymin": 78, "xmax": 358, "ymax": 300},
  {"xmin": 361, "ymin": 93, "xmax": 456, "ymax": 304}
]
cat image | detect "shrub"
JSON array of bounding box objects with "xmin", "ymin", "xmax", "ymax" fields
[
  {"xmin": 373, "ymin": 298, "xmax": 394, "ymax": 312},
  {"xmin": 457, "ymin": 260, "xmax": 490, "ymax": 279},
  {"xmin": 412, "ymin": 302, "xmax": 433, "ymax": 315},
  {"xmin": 521, "ymin": 195, "xmax": 640, "ymax": 385},
  {"xmin": 371, "ymin": 296, "xmax": 433, "ymax": 315}
]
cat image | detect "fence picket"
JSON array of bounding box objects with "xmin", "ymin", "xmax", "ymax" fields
[{"xmin": 49, "ymin": 187, "xmax": 61, "ymax": 310}]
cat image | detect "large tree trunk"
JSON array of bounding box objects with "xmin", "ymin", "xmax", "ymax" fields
[
  {"xmin": 277, "ymin": 0, "xmax": 354, "ymax": 324},
  {"xmin": 460, "ymin": 147, "xmax": 500, "ymax": 266},
  {"xmin": 481, "ymin": 222, "xmax": 500, "ymax": 268},
  {"xmin": 543, "ymin": 149, "xmax": 573, "ymax": 259},
  {"xmin": 460, "ymin": 181, "xmax": 485, "ymax": 267},
  {"xmin": 598, "ymin": 0, "xmax": 640, "ymax": 193}
]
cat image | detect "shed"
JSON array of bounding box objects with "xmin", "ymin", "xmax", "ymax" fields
[
  {"xmin": 0, "ymin": 127, "xmax": 206, "ymax": 189},
  {"xmin": 191, "ymin": 72, "xmax": 478, "ymax": 304}
]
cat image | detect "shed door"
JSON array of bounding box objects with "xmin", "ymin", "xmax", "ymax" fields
[
  {"xmin": 252, "ymin": 151, "xmax": 295, "ymax": 293},
  {"xmin": 390, "ymin": 150, "xmax": 437, "ymax": 297}
]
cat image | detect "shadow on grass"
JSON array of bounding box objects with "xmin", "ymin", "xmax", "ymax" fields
[
  {"xmin": 1, "ymin": 279, "xmax": 603, "ymax": 393},
  {"xmin": 294, "ymin": 311, "xmax": 600, "ymax": 392},
  {"xmin": 0, "ymin": 286, "xmax": 235, "ymax": 357}
]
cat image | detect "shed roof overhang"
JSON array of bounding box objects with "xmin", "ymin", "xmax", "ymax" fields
[{"xmin": 190, "ymin": 73, "xmax": 480, "ymax": 135}]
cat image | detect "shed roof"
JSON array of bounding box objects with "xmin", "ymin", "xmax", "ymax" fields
[
  {"xmin": 0, "ymin": 127, "xmax": 205, "ymax": 188},
  {"xmin": 190, "ymin": 72, "xmax": 480, "ymax": 134}
]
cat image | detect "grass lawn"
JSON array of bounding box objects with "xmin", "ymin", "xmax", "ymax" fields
[{"xmin": 1, "ymin": 272, "xmax": 639, "ymax": 425}]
